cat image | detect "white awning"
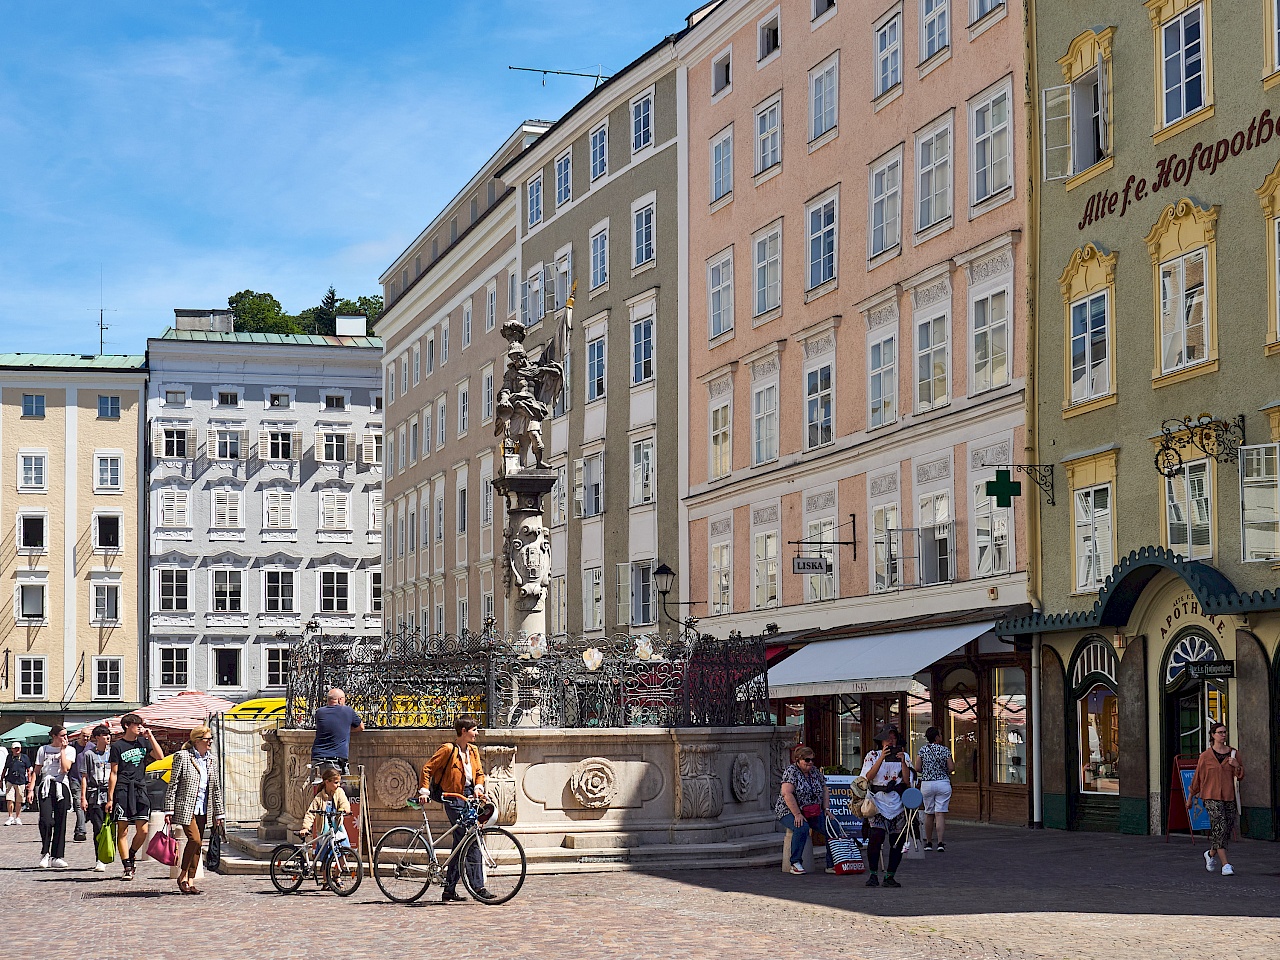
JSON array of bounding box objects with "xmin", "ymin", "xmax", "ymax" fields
[{"xmin": 768, "ymin": 621, "xmax": 994, "ymax": 698}]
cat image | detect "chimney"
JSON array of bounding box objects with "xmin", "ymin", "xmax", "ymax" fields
[
  {"xmin": 335, "ymin": 315, "xmax": 367, "ymax": 337},
  {"xmin": 174, "ymin": 309, "xmax": 234, "ymax": 333}
]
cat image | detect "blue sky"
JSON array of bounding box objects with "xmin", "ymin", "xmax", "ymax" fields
[{"xmin": 0, "ymin": 0, "xmax": 694, "ymax": 354}]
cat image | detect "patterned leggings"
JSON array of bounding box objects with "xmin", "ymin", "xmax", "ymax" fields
[{"xmin": 1204, "ymin": 799, "xmax": 1236, "ymax": 852}]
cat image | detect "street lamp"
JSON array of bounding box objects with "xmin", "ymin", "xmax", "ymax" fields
[{"xmin": 653, "ymin": 562, "xmax": 676, "ymax": 598}]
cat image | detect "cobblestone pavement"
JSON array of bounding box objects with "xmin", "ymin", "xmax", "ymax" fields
[{"xmin": 5, "ymin": 820, "xmax": 1279, "ymax": 960}]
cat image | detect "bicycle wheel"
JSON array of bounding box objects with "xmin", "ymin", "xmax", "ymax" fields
[
  {"xmin": 460, "ymin": 827, "xmax": 526, "ymax": 905},
  {"xmin": 325, "ymin": 843, "xmax": 364, "ymax": 897},
  {"xmin": 269, "ymin": 843, "xmax": 306, "ymax": 894},
  {"xmin": 373, "ymin": 828, "xmax": 433, "ymax": 903}
]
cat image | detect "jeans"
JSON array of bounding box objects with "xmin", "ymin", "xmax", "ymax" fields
[
  {"xmin": 39, "ymin": 790, "xmax": 70, "ymax": 858},
  {"xmin": 443, "ymin": 796, "xmax": 484, "ymax": 894},
  {"xmin": 779, "ymin": 813, "xmax": 834, "ymax": 869},
  {"xmin": 69, "ymin": 777, "xmax": 86, "ymax": 838}
]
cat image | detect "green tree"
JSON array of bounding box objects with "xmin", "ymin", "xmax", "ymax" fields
[{"xmin": 227, "ymin": 290, "xmax": 301, "ymax": 334}]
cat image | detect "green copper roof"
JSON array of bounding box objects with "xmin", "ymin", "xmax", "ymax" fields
[
  {"xmin": 155, "ymin": 329, "xmax": 382, "ymax": 348},
  {"xmin": 0, "ymin": 353, "xmax": 147, "ymax": 370}
]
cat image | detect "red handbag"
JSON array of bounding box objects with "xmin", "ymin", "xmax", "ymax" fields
[{"xmin": 146, "ymin": 826, "xmax": 178, "ymax": 866}]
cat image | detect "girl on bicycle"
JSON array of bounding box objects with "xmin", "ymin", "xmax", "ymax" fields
[{"xmin": 298, "ymin": 767, "xmax": 351, "ymax": 844}]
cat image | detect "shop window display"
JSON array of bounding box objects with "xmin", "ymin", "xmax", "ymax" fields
[
  {"xmin": 992, "ymin": 667, "xmax": 1027, "ymax": 785},
  {"xmin": 944, "ymin": 668, "xmax": 979, "ymax": 784},
  {"xmin": 1078, "ymin": 684, "xmax": 1119, "ymax": 794},
  {"xmin": 906, "ymin": 676, "xmax": 932, "ymax": 759},
  {"xmin": 837, "ymin": 696, "xmax": 863, "ymax": 773}
]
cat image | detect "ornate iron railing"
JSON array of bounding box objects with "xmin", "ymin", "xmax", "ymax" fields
[{"xmin": 284, "ymin": 624, "xmax": 769, "ymax": 730}]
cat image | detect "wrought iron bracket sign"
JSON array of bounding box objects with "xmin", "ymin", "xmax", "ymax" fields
[
  {"xmin": 1154, "ymin": 414, "xmax": 1246, "ymax": 479},
  {"xmin": 1186, "ymin": 660, "xmax": 1234, "ymax": 680},
  {"xmin": 988, "ymin": 465, "xmax": 1055, "ymax": 506}
]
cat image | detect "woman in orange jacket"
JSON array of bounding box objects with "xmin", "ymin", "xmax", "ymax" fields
[
  {"xmin": 1186, "ymin": 722, "xmax": 1245, "ymax": 876},
  {"xmin": 418, "ymin": 718, "xmax": 490, "ymax": 902}
]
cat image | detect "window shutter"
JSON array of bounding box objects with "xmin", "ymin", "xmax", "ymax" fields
[
  {"xmin": 616, "ymin": 562, "xmax": 631, "ymax": 626},
  {"xmin": 1093, "ymin": 487, "xmax": 1112, "ymax": 573},
  {"xmin": 186, "ymin": 429, "xmax": 197, "ymax": 458},
  {"xmin": 520, "ymin": 280, "xmax": 529, "ymax": 325},
  {"xmin": 1042, "ymin": 85, "xmax": 1072, "ymax": 181},
  {"xmin": 291, "ymin": 430, "xmax": 303, "ymax": 461},
  {"xmin": 258, "ymin": 431, "xmax": 270, "ymax": 460},
  {"xmin": 346, "ymin": 433, "xmax": 357, "ymax": 463},
  {"xmin": 543, "ymin": 264, "xmax": 556, "ymax": 316},
  {"xmin": 1096, "ymin": 53, "xmax": 1109, "ymax": 157},
  {"xmin": 315, "ymin": 431, "xmax": 326, "ymax": 461},
  {"xmin": 573, "ymin": 459, "xmax": 585, "ymax": 516},
  {"xmin": 371, "ymin": 492, "xmax": 383, "ymax": 531},
  {"xmin": 151, "ymin": 423, "xmax": 164, "ymax": 454},
  {"xmin": 337, "ymin": 494, "xmax": 349, "ymax": 529},
  {"xmin": 265, "ymin": 491, "xmax": 280, "ymax": 528},
  {"xmin": 160, "ymin": 490, "xmax": 175, "ymax": 526},
  {"xmin": 214, "ymin": 489, "xmax": 228, "ymax": 527},
  {"xmin": 176, "ymin": 491, "xmax": 189, "ymax": 526},
  {"xmin": 207, "ymin": 428, "xmax": 218, "ymax": 456},
  {"xmin": 362, "ymin": 433, "xmax": 375, "ymax": 464},
  {"xmin": 321, "ymin": 492, "xmax": 334, "ymax": 528}
]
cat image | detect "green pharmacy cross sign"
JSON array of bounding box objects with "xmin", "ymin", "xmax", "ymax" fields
[{"xmin": 985, "ymin": 469, "xmax": 1022, "ymax": 508}]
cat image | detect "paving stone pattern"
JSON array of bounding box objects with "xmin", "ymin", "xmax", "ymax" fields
[{"xmin": 4, "ymin": 820, "xmax": 1279, "ymax": 959}]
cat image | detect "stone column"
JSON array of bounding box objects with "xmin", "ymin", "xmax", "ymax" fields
[{"xmin": 493, "ymin": 469, "xmax": 558, "ymax": 640}]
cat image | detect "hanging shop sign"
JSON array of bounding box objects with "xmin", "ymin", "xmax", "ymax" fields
[
  {"xmin": 1077, "ymin": 107, "xmax": 1278, "ymax": 230},
  {"xmin": 1186, "ymin": 660, "xmax": 1235, "ymax": 680},
  {"xmin": 792, "ymin": 556, "xmax": 832, "ymax": 575}
]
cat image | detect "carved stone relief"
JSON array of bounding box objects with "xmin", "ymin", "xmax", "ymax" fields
[
  {"xmin": 708, "ymin": 375, "xmax": 734, "ymax": 399},
  {"xmin": 752, "ymin": 505, "xmax": 779, "ymax": 526},
  {"xmin": 912, "ymin": 277, "xmax": 951, "ymax": 310},
  {"xmin": 730, "ymin": 752, "xmax": 758, "ymax": 803},
  {"xmin": 678, "ymin": 743, "xmax": 723, "ymax": 820},
  {"xmin": 805, "ymin": 491, "xmax": 837, "ymax": 514},
  {"xmin": 569, "ymin": 757, "xmax": 618, "ymax": 809},
  {"xmin": 709, "ymin": 518, "xmax": 733, "ymax": 540},
  {"xmin": 916, "ymin": 458, "xmax": 951, "ymax": 485},
  {"xmin": 869, "ymin": 472, "xmax": 899, "ymax": 498},
  {"xmin": 373, "ymin": 758, "xmax": 418, "ymax": 808},
  {"xmin": 482, "ymin": 745, "xmax": 518, "ymax": 826},
  {"xmin": 750, "ymin": 355, "xmax": 778, "ymax": 381},
  {"xmin": 966, "ymin": 249, "xmax": 1013, "ymax": 285},
  {"xmin": 803, "ymin": 333, "xmax": 835, "ymax": 359},
  {"xmin": 971, "ymin": 440, "xmax": 1011, "ymax": 471},
  {"xmin": 867, "ymin": 300, "xmax": 899, "ymax": 330}
]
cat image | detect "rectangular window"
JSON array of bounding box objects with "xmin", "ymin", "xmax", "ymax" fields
[
  {"xmin": 481, "ymin": 473, "xmax": 493, "ymax": 526},
  {"xmin": 917, "ymin": 124, "xmax": 951, "ymax": 231},
  {"xmin": 551, "ymin": 465, "xmax": 567, "ymax": 526},
  {"xmin": 919, "ymin": 491, "xmax": 953, "ymax": 585},
  {"xmin": 96, "ymin": 455, "xmax": 121, "ymax": 490},
  {"xmin": 1159, "ymin": 248, "xmax": 1208, "ymax": 373},
  {"xmin": 713, "ymin": 51, "xmax": 731, "ymax": 94},
  {"xmin": 269, "ymin": 392, "xmax": 290, "ymax": 409},
  {"xmin": 527, "ymin": 175, "xmax": 542, "ymax": 227},
  {"xmin": 1070, "ymin": 290, "xmax": 1110, "ymax": 403},
  {"xmin": 631, "ymin": 309, "xmax": 654, "ymax": 384},
  {"xmin": 710, "ymin": 401, "xmax": 732, "ymax": 479},
  {"xmin": 973, "ymin": 289, "xmax": 1009, "ymax": 393},
  {"xmin": 457, "ymin": 485, "xmax": 468, "ymax": 535},
  {"xmin": 974, "ymin": 483, "xmax": 1011, "ymax": 576},
  {"xmin": 1242, "ymin": 445, "xmax": 1280, "ymax": 560},
  {"xmin": 97, "ymin": 395, "xmax": 120, "ymax": 419},
  {"xmin": 266, "ymin": 570, "xmax": 295, "ymax": 612},
  {"xmin": 19, "ymin": 515, "xmax": 45, "ymax": 550},
  {"xmin": 159, "ymin": 569, "xmax": 188, "ymax": 611},
  {"xmin": 753, "ymin": 531, "xmax": 779, "ymax": 608},
  {"xmin": 752, "ymin": 383, "xmax": 778, "ymax": 465},
  {"xmin": 916, "ymin": 313, "xmax": 950, "ymax": 412},
  {"xmin": 631, "ymin": 438, "xmax": 655, "ymax": 505},
  {"xmin": 807, "ymin": 196, "xmax": 837, "ymax": 289},
  {"xmin": 710, "ymin": 541, "xmax": 732, "ymax": 615},
  {"xmin": 1161, "ymin": 5, "xmax": 1204, "ymax": 126},
  {"xmin": 869, "ymin": 334, "xmax": 897, "ymax": 428},
  {"xmin": 321, "ymin": 431, "xmax": 352, "ymax": 464},
  {"xmin": 581, "ymin": 453, "xmax": 605, "ymax": 517},
  {"xmin": 22, "ymin": 394, "xmax": 45, "ymax": 418},
  {"xmin": 711, "ymin": 128, "xmax": 733, "ymax": 202},
  {"xmin": 630, "ymin": 563, "xmax": 656, "ymax": 625},
  {"xmin": 587, "ymin": 335, "xmax": 606, "ymax": 401},
  {"xmin": 633, "ymin": 203, "xmax": 655, "ymax": 267},
  {"xmin": 632, "ymin": 93, "xmax": 652, "ymax": 152},
  {"xmin": 263, "ymin": 490, "xmax": 294, "ymax": 529},
  {"xmin": 215, "ymin": 429, "xmax": 242, "ymax": 460},
  {"xmin": 583, "ymin": 567, "xmax": 604, "ymax": 630},
  {"xmin": 268, "ymin": 431, "xmax": 293, "ymax": 460},
  {"xmin": 441, "ymin": 323, "xmax": 449, "ymax": 363},
  {"xmin": 93, "ymin": 583, "xmax": 121, "ymax": 624},
  {"xmin": 975, "ymin": 0, "xmax": 1002, "ymax": 17},
  {"xmin": 18, "ymin": 657, "xmax": 45, "ymax": 699},
  {"xmin": 163, "ymin": 428, "xmax": 189, "ymax": 458},
  {"xmin": 434, "ymin": 494, "xmax": 444, "ymax": 542},
  {"xmin": 755, "ymin": 98, "xmax": 781, "ymax": 172},
  {"xmin": 483, "ymin": 370, "xmax": 494, "ymax": 421},
  {"xmin": 412, "ymin": 345, "xmax": 421, "ymax": 386},
  {"xmin": 754, "ymin": 226, "xmax": 782, "ymax": 315},
  {"xmin": 1074, "ymin": 484, "xmax": 1113, "ymax": 590},
  {"xmin": 458, "ymin": 386, "xmax": 469, "ymax": 435},
  {"xmin": 870, "ymin": 156, "xmax": 901, "ymax": 258},
  {"xmin": 708, "ymin": 251, "xmax": 734, "ymax": 339},
  {"xmin": 1166, "ymin": 460, "xmax": 1212, "ymax": 559},
  {"xmin": 213, "ymin": 569, "xmax": 242, "ymax": 612},
  {"xmin": 590, "ymin": 123, "xmax": 608, "ymax": 180},
  {"xmin": 213, "ymin": 648, "xmax": 241, "ymax": 688},
  {"xmin": 20, "ymin": 454, "xmax": 45, "ymax": 490},
  {"xmin": 95, "ymin": 514, "xmax": 121, "ymax": 550},
  {"xmin": 590, "ymin": 226, "xmax": 609, "ymax": 288},
  {"xmin": 18, "ymin": 585, "xmax": 45, "ymax": 621},
  {"xmin": 758, "ymin": 13, "xmax": 780, "ymax": 60},
  {"xmin": 324, "ymin": 394, "xmax": 346, "ymax": 410},
  {"xmin": 463, "ymin": 303, "xmax": 472, "ymax": 348},
  {"xmin": 486, "ymin": 285, "xmax": 497, "ymax": 331},
  {"xmin": 320, "ymin": 491, "xmax": 350, "ymax": 530},
  {"xmin": 973, "ymin": 88, "xmax": 1011, "ymax": 204},
  {"xmin": 804, "ymin": 517, "xmax": 837, "ymax": 602},
  {"xmin": 805, "ymin": 364, "xmax": 833, "ymax": 449},
  {"xmin": 212, "ymin": 489, "xmax": 241, "ymax": 529},
  {"xmin": 810, "ymin": 57, "xmax": 838, "ymax": 141},
  {"xmin": 370, "ymin": 571, "xmax": 383, "ymax": 613},
  {"xmin": 320, "ymin": 571, "xmax": 349, "ymax": 612},
  {"xmin": 426, "ymin": 336, "xmax": 435, "ymax": 373},
  {"xmin": 164, "ymin": 390, "xmax": 186, "ymax": 405},
  {"xmin": 265, "ymin": 648, "xmax": 288, "ymax": 688},
  {"xmin": 555, "ymin": 151, "xmax": 572, "ymax": 206},
  {"xmin": 160, "ymin": 648, "xmax": 188, "ymax": 687},
  {"xmin": 876, "ymin": 15, "xmax": 901, "ymax": 96},
  {"xmin": 218, "ymin": 391, "xmax": 238, "ymax": 407},
  {"xmin": 438, "ymin": 398, "xmax": 447, "ymax": 448},
  {"xmin": 922, "ymin": 0, "xmax": 948, "ymax": 59}
]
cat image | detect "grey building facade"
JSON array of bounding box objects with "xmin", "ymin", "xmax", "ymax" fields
[{"xmin": 145, "ymin": 315, "xmax": 383, "ymax": 701}]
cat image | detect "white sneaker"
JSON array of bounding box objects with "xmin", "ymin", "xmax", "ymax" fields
[
  {"xmin": 93, "ymin": 861, "xmax": 106, "ymax": 872},
  {"xmin": 1222, "ymin": 864, "xmax": 1235, "ymax": 876},
  {"xmin": 3, "ymin": 817, "xmax": 12, "ymax": 826},
  {"xmin": 38, "ymin": 855, "xmax": 50, "ymax": 869},
  {"xmin": 1204, "ymin": 850, "xmax": 1217, "ymax": 872},
  {"xmin": 51, "ymin": 858, "xmax": 68, "ymax": 869},
  {"xmin": 789, "ymin": 862, "xmax": 805, "ymax": 875},
  {"xmin": 13, "ymin": 817, "xmax": 21, "ymax": 826}
]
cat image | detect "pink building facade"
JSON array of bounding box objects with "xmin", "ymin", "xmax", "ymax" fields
[{"xmin": 678, "ymin": 0, "xmax": 1034, "ymax": 824}]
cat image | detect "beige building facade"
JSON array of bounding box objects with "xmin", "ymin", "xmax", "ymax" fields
[{"xmin": 0, "ymin": 355, "xmax": 148, "ymax": 725}]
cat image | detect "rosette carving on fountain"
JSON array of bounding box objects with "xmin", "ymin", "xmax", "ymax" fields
[
  {"xmin": 569, "ymin": 757, "xmax": 618, "ymax": 809},
  {"xmin": 730, "ymin": 752, "xmax": 757, "ymax": 803},
  {"xmin": 373, "ymin": 758, "xmax": 418, "ymax": 808}
]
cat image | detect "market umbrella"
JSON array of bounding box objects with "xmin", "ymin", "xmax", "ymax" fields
[{"xmin": 2, "ymin": 721, "xmax": 52, "ymax": 746}]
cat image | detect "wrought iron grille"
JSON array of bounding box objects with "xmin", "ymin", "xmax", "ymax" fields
[{"xmin": 284, "ymin": 624, "xmax": 769, "ymax": 730}]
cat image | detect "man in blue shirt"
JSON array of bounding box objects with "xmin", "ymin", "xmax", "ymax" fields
[
  {"xmin": 311, "ymin": 688, "xmax": 364, "ymax": 775},
  {"xmin": 3, "ymin": 742, "xmax": 32, "ymax": 826}
]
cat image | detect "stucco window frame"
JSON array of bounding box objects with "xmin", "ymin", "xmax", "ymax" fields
[
  {"xmin": 1145, "ymin": 0, "xmax": 1215, "ymax": 143},
  {"xmin": 17, "ymin": 449, "xmax": 48, "ymax": 494},
  {"xmin": 1256, "ymin": 158, "xmax": 1280, "ymax": 352},
  {"xmin": 968, "ymin": 77, "xmax": 1015, "ymax": 217},
  {"xmin": 753, "ymin": 92, "xmax": 783, "ymax": 179},
  {"xmin": 808, "ymin": 51, "xmax": 840, "ymax": 149},
  {"xmin": 16, "ymin": 654, "xmax": 47, "ymax": 700},
  {"xmin": 1059, "ymin": 242, "xmax": 1119, "ymax": 417},
  {"xmin": 1064, "ymin": 449, "xmax": 1118, "ymax": 595},
  {"xmin": 14, "ymin": 572, "xmax": 49, "ymax": 628},
  {"xmin": 752, "ymin": 219, "xmax": 784, "ymax": 323},
  {"xmin": 710, "ymin": 123, "xmax": 734, "ymax": 208},
  {"xmin": 1143, "ymin": 198, "xmax": 1220, "ymax": 387},
  {"xmin": 1043, "ymin": 29, "xmax": 1117, "ymax": 190},
  {"xmin": 630, "ymin": 84, "xmax": 656, "ymax": 156},
  {"xmin": 869, "ymin": 146, "xmax": 904, "ymax": 268},
  {"xmin": 15, "ymin": 509, "xmax": 48, "ymax": 557}
]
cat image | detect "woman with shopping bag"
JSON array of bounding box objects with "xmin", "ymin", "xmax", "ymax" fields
[
  {"xmin": 161, "ymin": 725, "xmax": 226, "ymax": 894},
  {"xmin": 1186, "ymin": 722, "xmax": 1245, "ymax": 877}
]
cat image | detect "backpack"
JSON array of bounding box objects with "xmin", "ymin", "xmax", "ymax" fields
[{"xmin": 427, "ymin": 744, "xmax": 458, "ymax": 803}]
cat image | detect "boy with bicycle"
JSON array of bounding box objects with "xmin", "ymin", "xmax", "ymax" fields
[{"xmin": 298, "ymin": 767, "xmax": 352, "ymax": 844}]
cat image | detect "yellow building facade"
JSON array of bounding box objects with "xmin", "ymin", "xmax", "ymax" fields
[{"xmin": 0, "ymin": 355, "xmax": 147, "ymax": 725}]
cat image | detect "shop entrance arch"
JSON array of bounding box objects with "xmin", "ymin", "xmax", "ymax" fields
[
  {"xmin": 1160, "ymin": 628, "xmax": 1228, "ymax": 828},
  {"xmin": 1067, "ymin": 636, "xmax": 1120, "ymax": 831}
]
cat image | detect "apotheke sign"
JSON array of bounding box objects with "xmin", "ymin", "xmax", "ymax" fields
[
  {"xmin": 1187, "ymin": 660, "xmax": 1235, "ymax": 680},
  {"xmin": 1076, "ymin": 107, "xmax": 1278, "ymax": 230}
]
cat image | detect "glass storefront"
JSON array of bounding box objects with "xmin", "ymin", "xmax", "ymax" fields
[
  {"xmin": 1078, "ymin": 683, "xmax": 1119, "ymax": 794},
  {"xmin": 906, "ymin": 676, "xmax": 932, "ymax": 759},
  {"xmin": 944, "ymin": 668, "xmax": 979, "ymax": 784},
  {"xmin": 992, "ymin": 666, "xmax": 1027, "ymax": 785},
  {"xmin": 837, "ymin": 695, "xmax": 862, "ymax": 773}
]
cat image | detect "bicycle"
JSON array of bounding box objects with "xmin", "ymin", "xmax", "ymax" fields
[
  {"xmin": 269, "ymin": 808, "xmax": 364, "ymax": 896},
  {"xmin": 372, "ymin": 792, "xmax": 526, "ymax": 905}
]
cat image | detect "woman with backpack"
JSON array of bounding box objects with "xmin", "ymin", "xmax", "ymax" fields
[{"xmin": 418, "ymin": 718, "xmax": 491, "ymax": 903}]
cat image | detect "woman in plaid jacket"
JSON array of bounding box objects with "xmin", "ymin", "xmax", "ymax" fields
[{"xmin": 162, "ymin": 725, "xmax": 225, "ymax": 894}]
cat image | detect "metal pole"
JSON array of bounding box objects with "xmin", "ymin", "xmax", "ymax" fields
[{"xmin": 1031, "ymin": 633, "xmax": 1044, "ymax": 828}]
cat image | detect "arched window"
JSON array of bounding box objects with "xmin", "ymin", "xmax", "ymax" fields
[{"xmin": 1071, "ymin": 636, "xmax": 1119, "ymax": 795}]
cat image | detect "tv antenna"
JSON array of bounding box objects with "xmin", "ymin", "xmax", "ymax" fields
[
  {"xmin": 509, "ymin": 65, "xmax": 610, "ymax": 88},
  {"xmin": 87, "ymin": 267, "xmax": 117, "ymax": 355}
]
